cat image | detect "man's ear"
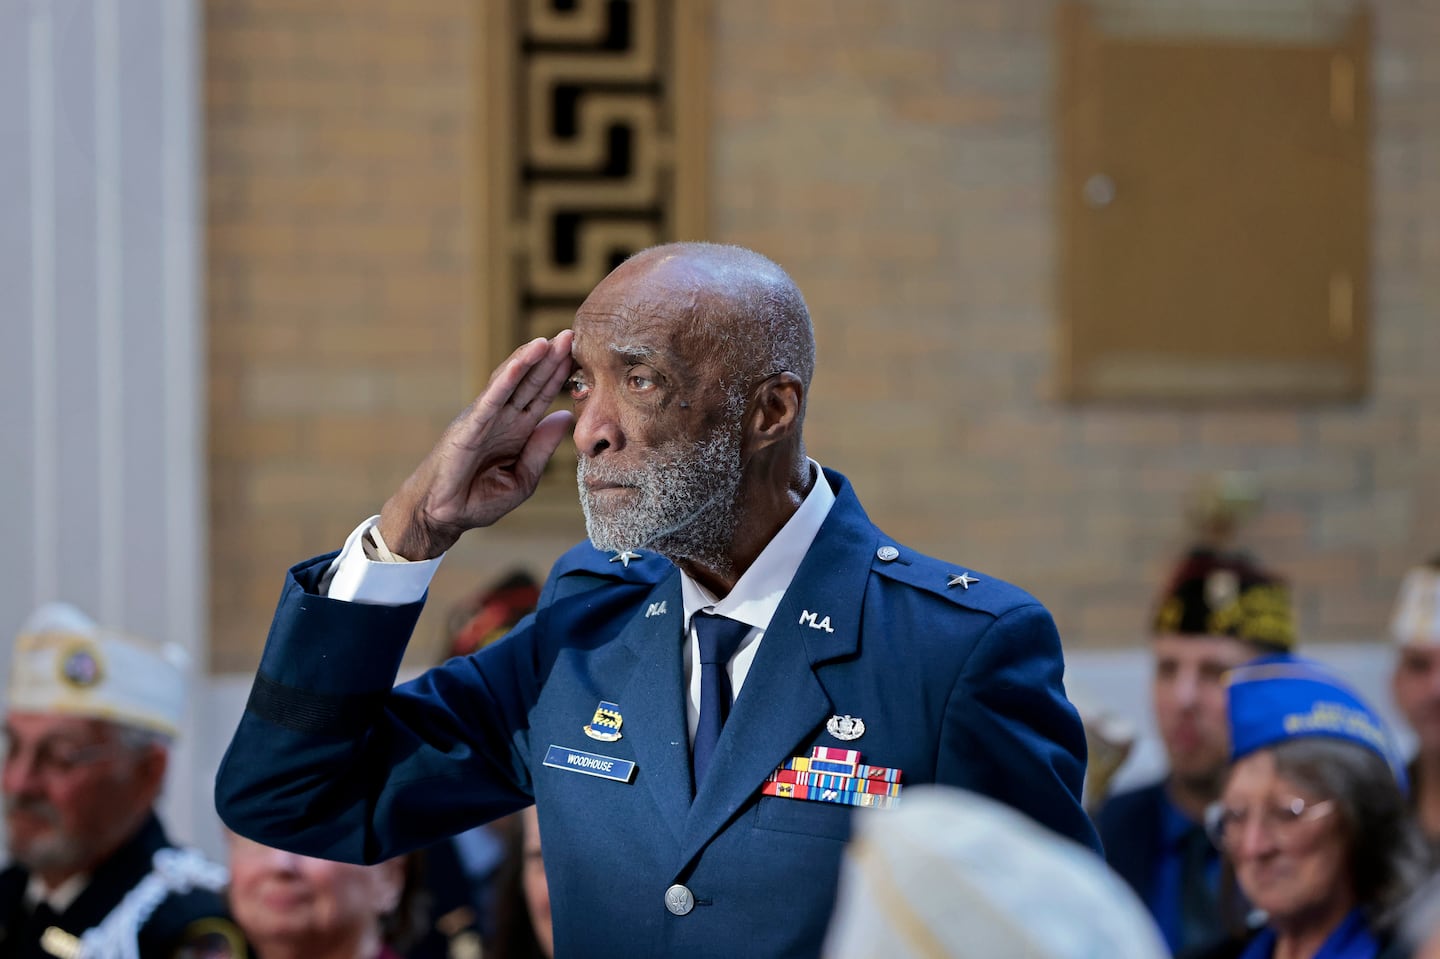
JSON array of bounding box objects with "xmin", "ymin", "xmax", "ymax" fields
[
  {"xmin": 745, "ymin": 372, "xmax": 804, "ymax": 452},
  {"xmin": 136, "ymin": 744, "xmax": 169, "ymax": 804}
]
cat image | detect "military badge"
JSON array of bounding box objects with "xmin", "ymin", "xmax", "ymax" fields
[
  {"xmin": 59, "ymin": 643, "xmax": 103, "ymax": 689},
  {"xmin": 583, "ymin": 701, "xmax": 624, "ymax": 742},
  {"xmin": 826, "ymin": 714, "xmax": 865, "ymax": 742}
]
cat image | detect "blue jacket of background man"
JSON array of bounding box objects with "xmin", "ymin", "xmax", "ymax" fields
[{"xmin": 216, "ymin": 469, "xmax": 1099, "ymax": 959}]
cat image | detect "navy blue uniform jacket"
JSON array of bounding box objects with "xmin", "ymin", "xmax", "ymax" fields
[
  {"xmin": 216, "ymin": 469, "xmax": 1098, "ymax": 959},
  {"xmin": 0, "ymin": 814, "xmax": 244, "ymax": 958}
]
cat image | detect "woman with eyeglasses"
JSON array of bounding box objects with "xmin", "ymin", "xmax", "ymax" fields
[{"xmin": 1191, "ymin": 655, "xmax": 1428, "ymax": 959}]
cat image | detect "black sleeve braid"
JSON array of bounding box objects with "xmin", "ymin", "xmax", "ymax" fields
[{"xmin": 246, "ymin": 673, "xmax": 388, "ymax": 737}]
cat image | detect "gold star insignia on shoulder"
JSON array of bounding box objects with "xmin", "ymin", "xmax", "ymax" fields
[
  {"xmin": 610, "ymin": 550, "xmax": 642, "ymax": 568},
  {"xmin": 947, "ymin": 572, "xmax": 979, "ymax": 590}
]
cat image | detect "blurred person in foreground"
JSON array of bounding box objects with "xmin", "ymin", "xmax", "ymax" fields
[
  {"xmin": 824, "ymin": 784, "xmax": 1168, "ymax": 959},
  {"xmin": 0, "ymin": 603, "xmax": 244, "ymax": 958},
  {"xmin": 227, "ymin": 835, "xmax": 413, "ymax": 959},
  {"xmin": 216, "ymin": 242, "xmax": 1098, "ymax": 959},
  {"xmin": 1096, "ymin": 541, "xmax": 1297, "ymax": 955},
  {"xmin": 1389, "ymin": 556, "xmax": 1440, "ymax": 853},
  {"xmin": 1195, "ymin": 655, "xmax": 1427, "ymax": 959}
]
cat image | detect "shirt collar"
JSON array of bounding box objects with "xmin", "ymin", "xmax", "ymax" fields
[
  {"xmin": 680, "ymin": 459, "xmax": 835, "ymax": 631},
  {"xmin": 25, "ymin": 872, "xmax": 90, "ymax": 913}
]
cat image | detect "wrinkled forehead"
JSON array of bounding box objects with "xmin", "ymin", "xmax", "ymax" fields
[
  {"xmin": 573, "ymin": 273, "xmax": 717, "ymax": 366},
  {"xmin": 3, "ymin": 710, "xmax": 114, "ymax": 744}
]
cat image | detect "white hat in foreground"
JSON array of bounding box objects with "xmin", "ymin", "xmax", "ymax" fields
[
  {"xmin": 1392, "ymin": 560, "xmax": 1440, "ymax": 646},
  {"xmin": 823, "ymin": 785, "xmax": 1168, "ymax": 959},
  {"xmin": 7, "ymin": 602, "xmax": 189, "ymax": 738}
]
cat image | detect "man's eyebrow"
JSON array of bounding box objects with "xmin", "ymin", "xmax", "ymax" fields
[{"xmin": 609, "ymin": 343, "xmax": 661, "ymax": 365}]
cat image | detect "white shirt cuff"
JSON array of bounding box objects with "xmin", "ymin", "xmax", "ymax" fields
[{"xmin": 324, "ymin": 516, "xmax": 444, "ymax": 605}]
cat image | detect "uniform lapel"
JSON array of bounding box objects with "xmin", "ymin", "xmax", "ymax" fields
[
  {"xmin": 680, "ymin": 487, "xmax": 876, "ymax": 864},
  {"xmin": 615, "ymin": 572, "xmax": 692, "ymax": 845}
]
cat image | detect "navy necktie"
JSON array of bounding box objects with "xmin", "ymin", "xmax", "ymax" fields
[
  {"xmin": 692, "ymin": 612, "xmax": 751, "ymax": 789},
  {"xmin": 1178, "ymin": 823, "xmax": 1220, "ymax": 951}
]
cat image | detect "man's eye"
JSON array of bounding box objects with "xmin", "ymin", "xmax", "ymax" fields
[
  {"xmin": 627, "ymin": 374, "xmax": 655, "ymax": 391},
  {"xmin": 565, "ymin": 378, "xmax": 590, "ymax": 400}
]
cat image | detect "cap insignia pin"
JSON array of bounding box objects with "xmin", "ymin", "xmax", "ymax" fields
[{"xmin": 59, "ymin": 643, "xmax": 103, "ymax": 689}]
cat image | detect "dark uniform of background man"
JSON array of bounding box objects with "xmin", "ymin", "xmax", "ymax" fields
[
  {"xmin": 1389, "ymin": 556, "xmax": 1440, "ymax": 854},
  {"xmin": 1, "ymin": 603, "xmax": 245, "ymax": 958},
  {"xmin": 1095, "ymin": 550, "xmax": 1296, "ymax": 957},
  {"xmin": 217, "ymin": 242, "xmax": 1099, "ymax": 959}
]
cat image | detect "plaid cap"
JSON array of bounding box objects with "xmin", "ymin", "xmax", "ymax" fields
[{"xmin": 1151, "ymin": 548, "xmax": 1295, "ymax": 651}]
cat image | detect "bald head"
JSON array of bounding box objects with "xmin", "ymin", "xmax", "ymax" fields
[
  {"xmin": 614, "ymin": 243, "xmax": 816, "ymax": 399},
  {"xmin": 569, "ymin": 243, "xmax": 816, "ymax": 586}
]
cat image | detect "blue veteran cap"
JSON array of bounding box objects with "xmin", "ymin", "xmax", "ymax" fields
[{"xmin": 1226, "ymin": 654, "xmax": 1406, "ymax": 788}]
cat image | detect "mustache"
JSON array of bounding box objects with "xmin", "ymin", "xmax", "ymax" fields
[
  {"xmin": 577, "ymin": 457, "xmax": 641, "ymax": 486},
  {"xmin": 4, "ymin": 795, "xmax": 61, "ymax": 825}
]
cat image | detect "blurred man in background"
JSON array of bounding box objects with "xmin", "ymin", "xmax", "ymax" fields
[
  {"xmin": 1094, "ymin": 550, "xmax": 1296, "ymax": 956},
  {"xmin": 1390, "ymin": 555, "xmax": 1440, "ymax": 854},
  {"xmin": 0, "ymin": 603, "xmax": 244, "ymax": 958}
]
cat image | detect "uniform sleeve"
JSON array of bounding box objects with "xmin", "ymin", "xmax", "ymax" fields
[
  {"xmin": 214, "ymin": 555, "xmax": 542, "ymax": 865},
  {"xmin": 937, "ymin": 603, "xmax": 1103, "ymax": 853}
]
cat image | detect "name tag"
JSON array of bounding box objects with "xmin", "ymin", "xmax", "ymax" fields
[{"xmin": 543, "ymin": 744, "xmax": 637, "ymax": 783}]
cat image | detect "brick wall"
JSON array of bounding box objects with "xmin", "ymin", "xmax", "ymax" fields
[
  {"xmin": 207, "ymin": 0, "xmax": 1440, "ymax": 670},
  {"xmin": 206, "ymin": 0, "xmax": 586, "ymax": 671}
]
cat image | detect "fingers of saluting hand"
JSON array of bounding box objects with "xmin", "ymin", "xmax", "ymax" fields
[
  {"xmin": 514, "ymin": 408, "xmax": 577, "ymax": 486},
  {"xmin": 479, "ymin": 331, "xmax": 575, "ymax": 423}
]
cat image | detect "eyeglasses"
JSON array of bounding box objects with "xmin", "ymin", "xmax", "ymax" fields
[
  {"xmin": 1203, "ymin": 796, "xmax": 1336, "ymax": 850},
  {"xmin": 1, "ymin": 734, "xmax": 123, "ymax": 779}
]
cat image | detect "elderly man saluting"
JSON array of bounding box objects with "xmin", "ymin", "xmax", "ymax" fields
[
  {"xmin": 217, "ymin": 243, "xmax": 1098, "ymax": 958},
  {"xmin": 2, "ymin": 603, "xmax": 244, "ymax": 958}
]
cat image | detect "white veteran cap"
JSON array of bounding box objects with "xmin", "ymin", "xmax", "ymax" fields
[
  {"xmin": 1392, "ymin": 559, "xmax": 1440, "ymax": 647},
  {"xmin": 823, "ymin": 786, "xmax": 1167, "ymax": 959},
  {"xmin": 6, "ymin": 602, "xmax": 188, "ymax": 738}
]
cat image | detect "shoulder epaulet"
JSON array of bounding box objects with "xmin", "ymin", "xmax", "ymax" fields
[
  {"xmin": 551, "ymin": 541, "xmax": 671, "ymax": 583},
  {"xmin": 868, "ymin": 542, "xmax": 1042, "ymax": 619},
  {"xmin": 541, "ymin": 541, "xmax": 673, "ymax": 606}
]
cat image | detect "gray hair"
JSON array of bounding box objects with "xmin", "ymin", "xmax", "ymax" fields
[
  {"xmin": 112, "ymin": 722, "xmax": 173, "ymax": 755},
  {"xmin": 1268, "ymin": 738, "xmax": 1428, "ymax": 929}
]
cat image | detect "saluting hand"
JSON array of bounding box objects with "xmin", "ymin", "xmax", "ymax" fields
[{"xmin": 376, "ymin": 332, "xmax": 576, "ymax": 560}]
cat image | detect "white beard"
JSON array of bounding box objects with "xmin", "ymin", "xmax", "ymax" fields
[{"xmin": 577, "ymin": 427, "xmax": 743, "ymax": 571}]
